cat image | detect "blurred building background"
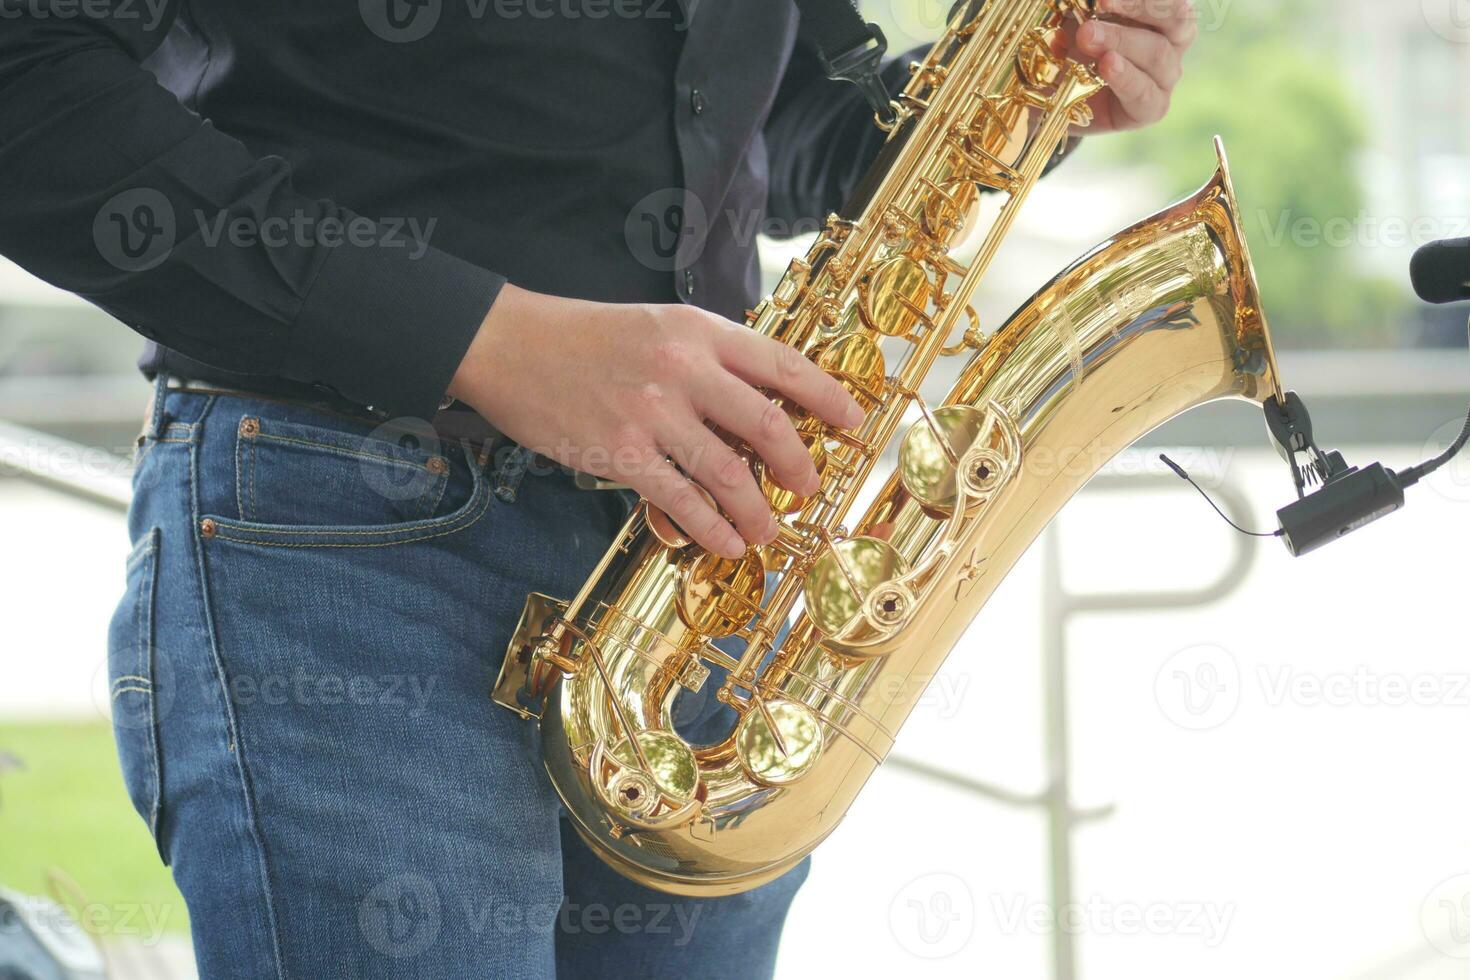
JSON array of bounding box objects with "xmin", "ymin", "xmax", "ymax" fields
[{"xmin": 1, "ymin": 1, "xmax": 1467, "ymax": 977}]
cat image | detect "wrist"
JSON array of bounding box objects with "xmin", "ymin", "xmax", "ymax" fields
[{"xmin": 449, "ymin": 282, "xmax": 534, "ymax": 412}]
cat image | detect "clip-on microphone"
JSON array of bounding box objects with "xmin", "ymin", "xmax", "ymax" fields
[
  {"xmin": 1260, "ymin": 392, "xmax": 1408, "ymax": 556},
  {"xmin": 1163, "ymin": 238, "xmax": 1470, "ymax": 556}
]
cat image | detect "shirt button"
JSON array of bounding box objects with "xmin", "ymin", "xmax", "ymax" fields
[
  {"xmin": 690, "ymin": 88, "xmax": 707, "ymax": 115},
  {"xmin": 683, "ymin": 269, "xmax": 696, "ymax": 296}
]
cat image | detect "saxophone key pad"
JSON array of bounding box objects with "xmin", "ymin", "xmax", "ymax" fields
[{"xmin": 736, "ymin": 699, "xmax": 824, "ymax": 787}]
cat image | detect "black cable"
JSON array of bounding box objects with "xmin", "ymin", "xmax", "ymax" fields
[
  {"xmin": 1393, "ymin": 319, "xmax": 1470, "ymax": 489},
  {"xmin": 1159, "ymin": 454, "xmax": 1283, "ymax": 538},
  {"xmin": 1395, "ymin": 408, "xmax": 1470, "ymax": 489}
]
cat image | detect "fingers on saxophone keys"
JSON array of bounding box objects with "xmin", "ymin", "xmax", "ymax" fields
[
  {"xmin": 721, "ymin": 330, "xmax": 864, "ymax": 430},
  {"xmin": 1077, "ymin": 20, "xmax": 1182, "ymax": 90},
  {"xmin": 700, "ymin": 377, "xmax": 820, "ymax": 498},
  {"xmin": 1097, "ymin": 0, "xmax": 1199, "ymax": 50},
  {"xmin": 1098, "ymin": 50, "xmax": 1170, "ymax": 126},
  {"xmin": 637, "ymin": 454, "xmax": 746, "ymax": 559},
  {"xmin": 664, "ymin": 424, "xmax": 778, "ymax": 548}
]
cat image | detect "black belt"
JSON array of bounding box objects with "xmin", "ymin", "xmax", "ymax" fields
[
  {"xmin": 163, "ymin": 376, "xmax": 510, "ymax": 463},
  {"xmin": 161, "ymin": 377, "xmax": 627, "ymax": 493}
]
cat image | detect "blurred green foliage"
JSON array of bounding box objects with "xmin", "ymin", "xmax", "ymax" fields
[
  {"xmin": 864, "ymin": 0, "xmax": 1408, "ymax": 345},
  {"xmin": 0, "ymin": 722, "xmax": 189, "ymax": 936},
  {"xmin": 1096, "ymin": 2, "xmax": 1405, "ymax": 344}
]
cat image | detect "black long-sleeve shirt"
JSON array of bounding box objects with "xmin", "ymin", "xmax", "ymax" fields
[{"xmin": 0, "ymin": 0, "xmax": 914, "ymax": 419}]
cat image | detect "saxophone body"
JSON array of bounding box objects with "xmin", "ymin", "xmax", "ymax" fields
[{"xmin": 493, "ymin": 0, "xmax": 1284, "ymax": 896}]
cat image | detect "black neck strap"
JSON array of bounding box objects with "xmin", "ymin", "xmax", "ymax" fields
[{"xmin": 793, "ymin": 0, "xmax": 897, "ymax": 125}]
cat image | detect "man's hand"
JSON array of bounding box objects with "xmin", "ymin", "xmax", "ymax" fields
[
  {"xmin": 449, "ymin": 285, "xmax": 865, "ymax": 559},
  {"xmin": 1064, "ymin": 0, "xmax": 1199, "ymax": 134}
]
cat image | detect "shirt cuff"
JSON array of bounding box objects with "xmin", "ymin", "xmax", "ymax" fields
[{"xmin": 285, "ymin": 232, "xmax": 506, "ymax": 420}]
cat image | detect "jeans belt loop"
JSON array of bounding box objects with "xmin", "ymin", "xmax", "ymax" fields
[
  {"xmin": 492, "ymin": 444, "xmax": 534, "ymax": 504},
  {"xmin": 143, "ymin": 371, "xmax": 171, "ymax": 441}
]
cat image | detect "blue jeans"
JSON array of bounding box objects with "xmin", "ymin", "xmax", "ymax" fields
[{"xmin": 107, "ymin": 379, "xmax": 808, "ymax": 979}]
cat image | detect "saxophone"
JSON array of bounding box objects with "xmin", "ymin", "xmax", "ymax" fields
[{"xmin": 493, "ymin": 0, "xmax": 1284, "ymax": 896}]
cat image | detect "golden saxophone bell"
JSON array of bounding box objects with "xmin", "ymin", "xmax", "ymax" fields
[{"xmin": 492, "ymin": 0, "xmax": 1285, "ymax": 896}]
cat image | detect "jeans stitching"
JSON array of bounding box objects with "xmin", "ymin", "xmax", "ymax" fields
[
  {"xmin": 254, "ymin": 430, "xmax": 429, "ymax": 469},
  {"xmin": 236, "ymin": 433, "xmax": 249, "ymax": 521},
  {"xmin": 186, "ymin": 395, "xmax": 291, "ymax": 980},
  {"xmin": 132, "ymin": 530, "xmax": 164, "ymax": 845},
  {"xmin": 205, "ymin": 442, "xmax": 489, "ymax": 540},
  {"xmin": 210, "ymin": 484, "xmax": 492, "ymax": 549},
  {"xmin": 125, "ymin": 540, "xmax": 156, "ymax": 573},
  {"xmin": 416, "ymin": 469, "xmax": 449, "ymax": 518},
  {"xmin": 236, "ymin": 419, "xmax": 448, "ymax": 525},
  {"xmin": 249, "ymin": 439, "xmax": 258, "ymax": 521}
]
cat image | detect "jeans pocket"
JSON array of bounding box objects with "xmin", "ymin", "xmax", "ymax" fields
[
  {"xmin": 107, "ymin": 527, "xmax": 170, "ymax": 864},
  {"xmin": 204, "ymin": 441, "xmax": 492, "ymax": 550},
  {"xmin": 233, "ymin": 414, "xmax": 451, "ymax": 527}
]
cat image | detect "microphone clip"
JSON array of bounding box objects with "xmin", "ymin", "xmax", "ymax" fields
[
  {"xmin": 1263, "ymin": 391, "xmax": 1351, "ymax": 498},
  {"xmin": 1262, "ymin": 392, "xmax": 1405, "ymax": 556}
]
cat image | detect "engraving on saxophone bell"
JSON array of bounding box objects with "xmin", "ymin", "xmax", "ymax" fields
[
  {"xmin": 953, "ymin": 548, "xmax": 988, "ymax": 602},
  {"xmin": 1186, "ymin": 223, "xmax": 1220, "ymax": 289},
  {"xmin": 1057, "ymin": 298, "xmax": 1087, "ymax": 385}
]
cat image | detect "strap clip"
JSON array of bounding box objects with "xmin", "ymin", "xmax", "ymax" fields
[{"xmin": 816, "ymin": 23, "xmax": 897, "ymax": 127}]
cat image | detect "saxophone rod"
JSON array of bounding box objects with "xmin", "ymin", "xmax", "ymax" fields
[
  {"xmin": 936, "ymin": 64, "xmax": 1100, "ymax": 341},
  {"xmin": 724, "ymin": 67, "xmax": 1101, "ymax": 690}
]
